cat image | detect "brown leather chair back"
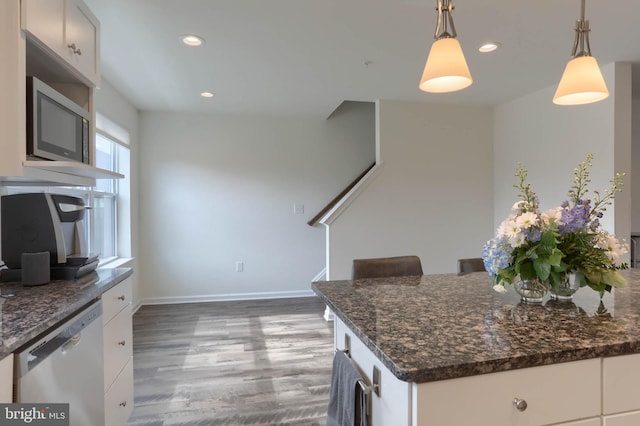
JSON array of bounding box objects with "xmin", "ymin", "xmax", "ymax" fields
[
  {"xmin": 457, "ymin": 257, "xmax": 485, "ymax": 274},
  {"xmin": 352, "ymin": 255, "xmax": 423, "ymax": 280}
]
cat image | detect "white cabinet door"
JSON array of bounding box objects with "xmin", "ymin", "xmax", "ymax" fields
[
  {"xmin": 604, "ymin": 411, "xmax": 640, "ymax": 426},
  {"xmin": 21, "ymin": 0, "xmax": 100, "ymax": 86},
  {"xmin": 603, "ymin": 353, "xmax": 640, "ymax": 415},
  {"xmin": 0, "ymin": 354, "xmax": 13, "ymax": 403},
  {"xmin": 64, "ymin": 0, "xmax": 100, "ymax": 85},
  {"xmin": 335, "ymin": 319, "xmax": 412, "ymax": 426},
  {"xmin": 21, "ymin": 0, "xmax": 65, "ymax": 52}
]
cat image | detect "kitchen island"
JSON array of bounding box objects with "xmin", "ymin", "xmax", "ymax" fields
[{"xmin": 313, "ymin": 270, "xmax": 640, "ymax": 426}]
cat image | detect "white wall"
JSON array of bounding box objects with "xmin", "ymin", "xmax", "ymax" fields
[
  {"xmin": 633, "ymin": 97, "xmax": 640, "ymax": 232},
  {"xmin": 493, "ymin": 62, "xmax": 632, "ymax": 251},
  {"xmin": 326, "ymin": 99, "xmax": 494, "ymax": 279},
  {"xmin": 138, "ymin": 104, "xmax": 375, "ymax": 302},
  {"xmin": 93, "ymin": 78, "xmax": 141, "ymax": 305}
]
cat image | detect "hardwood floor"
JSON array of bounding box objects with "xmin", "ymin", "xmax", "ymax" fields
[{"xmin": 126, "ymin": 297, "xmax": 334, "ymax": 426}]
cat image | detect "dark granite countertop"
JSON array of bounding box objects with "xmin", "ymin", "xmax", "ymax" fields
[
  {"xmin": 0, "ymin": 267, "xmax": 133, "ymax": 359},
  {"xmin": 312, "ymin": 269, "xmax": 640, "ymax": 384}
]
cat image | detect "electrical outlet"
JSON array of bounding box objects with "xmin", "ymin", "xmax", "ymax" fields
[
  {"xmin": 294, "ymin": 203, "xmax": 304, "ymax": 215},
  {"xmin": 236, "ymin": 261, "xmax": 244, "ymax": 272}
]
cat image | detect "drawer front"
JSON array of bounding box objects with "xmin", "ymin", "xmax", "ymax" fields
[
  {"xmin": 104, "ymin": 304, "xmax": 133, "ymax": 392},
  {"xmin": 414, "ymin": 358, "xmax": 601, "ymax": 426},
  {"xmin": 603, "ymin": 353, "xmax": 640, "ymax": 415},
  {"xmin": 103, "ymin": 277, "xmax": 132, "ymax": 325},
  {"xmin": 557, "ymin": 419, "xmax": 601, "ymax": 426},
  {"xmin": 105, "ymin": 356, "xmax": 134, "ymax": 426},
  {"xmin": 604, "ymin": 411, "xmax": 640, "ymax": 426}
]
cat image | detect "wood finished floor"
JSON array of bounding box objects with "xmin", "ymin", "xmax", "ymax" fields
[{"xmin": 127, "ymin": 297, "xmax": 334, "ymax": 426}]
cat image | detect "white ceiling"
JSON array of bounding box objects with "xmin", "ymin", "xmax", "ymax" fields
[{"xmin": 84, "ymin": 0, "xmax": 640, "ymax": 118}]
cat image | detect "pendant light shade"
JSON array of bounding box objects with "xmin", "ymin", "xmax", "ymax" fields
[
  {"xmin": 553, "ymin": 56, "xmax": 609, "ymax": 105},
  {"xmin": 419, "ymin": 38, "xmax": 472, "ymax": 93},
  {"xmin": 553, "ymin": 0, "xmax": 608, "ymax": 105},
  {"xmin": 418, "ymin": 0, "xmax": 472, "ymax": 94}
]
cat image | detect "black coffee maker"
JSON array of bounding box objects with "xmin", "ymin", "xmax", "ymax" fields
[{"xmin": 1, "ymin": 193, "xmax": 98, "ymax": 281}]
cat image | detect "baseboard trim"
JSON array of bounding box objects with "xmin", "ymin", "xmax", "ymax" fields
[{"xmin": 139, "ymin": 289, "xmax": 317, "ymax": 306}]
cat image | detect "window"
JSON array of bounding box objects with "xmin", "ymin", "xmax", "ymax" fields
[{"xmin": 3, "ymin": 118, "xmax": 131, "ymax": 265}]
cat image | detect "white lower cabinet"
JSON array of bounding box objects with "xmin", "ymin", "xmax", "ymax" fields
[
  {"xmin": 414, "ymin": 358, "xmax": 600, "ymax": 426},
  {"xmin": 102, "ymin": 278, "xmax": 133, "ymax": 426},
  {"xmin": 604, "ymin": 411, "xmax": 640, "ymax": 426},
  {"xmin": 105, "ymin": 357, "xmax": 134, "ymax": 426},
  {"xmin": 0, "ymin": 354, "xmax": 13, "ymax": 403},
  {"xmin": 334, "ymin": 317, "xmax": 640, "ymax": 426},
  {"xmin": 555, "ymin": 419, "xmax": 601, "ymax": 426},
  {"xmin": 335, "ymin": 319, "xmax": 412, "ymax": 426}
]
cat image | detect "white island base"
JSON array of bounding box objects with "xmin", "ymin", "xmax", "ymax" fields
[{"xmin": 335, "ymin": 318, "xmax": 640, "ymax": 426}]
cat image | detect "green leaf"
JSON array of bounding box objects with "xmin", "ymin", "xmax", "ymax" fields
[
  {"xmin": 519, "ymin": 262, "xmax": 535, "ymax": 279},
  {"xmin": 548, "ymin": 249, "xmax": 563, "ymax": 266},
  {"xmin": 602, "ymin": 270, "xmax": 628, "ymax": 288},
  {"xmin": 533, "ymin": 259, "xmax": 551, "ymax": 281}
]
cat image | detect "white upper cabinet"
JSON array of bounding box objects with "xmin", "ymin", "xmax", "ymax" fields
[{"xmin": 21, "ymin": 0, "xmax": 100, "ymax": 86}]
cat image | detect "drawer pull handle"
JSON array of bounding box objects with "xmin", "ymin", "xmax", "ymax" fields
[
  {"xmin": 67, "ymin": 43, "xmax": 82, "ymax": 55},
  {"xmin": 513, "ymin": 398, "xmax": 528, "ymax": 412},
  {"xmin": 119, "ymin": 401, "xmax": 127, "ymax": 407},
  {"xmin": 118, "ymin": 340, "xmax": 126, "ymax": 346},
  {"xmin": 117, "ymin": 295, "xmax": 126, "ymax": 301}
]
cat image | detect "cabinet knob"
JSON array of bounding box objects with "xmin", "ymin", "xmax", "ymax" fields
[
  {"xmin": 118, "ymin": 340, "xmax": 126, "ymax": 346},
  {"xmin": 67, "ymin": 43, "xmax": 82, "ymax": 55},
  {"xmin": 117, "ymin": 295, "xmax": 126, "ymax": 301},
  {"xmin": 513, "ymin": 398, "xmax": 528, "ymax": 412},
  {"xmin": 119, "ymin": 401, "xmax": 127, "ymax": 407}
]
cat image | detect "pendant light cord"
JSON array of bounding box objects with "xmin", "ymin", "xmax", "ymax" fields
[
  {"xmin": 434, "ymin": 0, "xmax": 457, "ymax": 40},
  {"xmin": 572, "ymin": 0, "xmax": 591, "ymax": 58}
]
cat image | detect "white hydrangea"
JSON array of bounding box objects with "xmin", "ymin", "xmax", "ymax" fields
[
  {"xmin": 596, "ymin": 231, "xmax": 629, "ymax": 265},
  {"xmin": 541, "ymin": 207, "xmax": 563, "ymax": 227}
]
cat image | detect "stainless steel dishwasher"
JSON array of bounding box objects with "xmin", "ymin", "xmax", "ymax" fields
[{"xmin": 14, "ymin": 300, "xmax": 104, "ymax": 426}]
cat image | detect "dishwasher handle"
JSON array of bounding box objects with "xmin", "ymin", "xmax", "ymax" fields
[{"xmin": 60, "ymin": 333, "xmax": 82, "ymax": 353}]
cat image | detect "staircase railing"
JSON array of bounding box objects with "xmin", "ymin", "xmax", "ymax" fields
[{"xmin": 307, "ymin": 162, "xmax": 376, "ymax": 226}]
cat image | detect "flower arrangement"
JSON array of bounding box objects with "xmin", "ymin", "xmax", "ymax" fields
[{"xmin": 482, "ymin": 154, "xmax": 628, "ymax": 297}]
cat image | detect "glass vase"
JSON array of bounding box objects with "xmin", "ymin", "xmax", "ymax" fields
[
  {"xmin": 550, "ymin": 272, "xmax": 581, "ymax": 301},
  {"xmin": 514, "ymin": 276, "xmax": 549, "ymax": 304}
]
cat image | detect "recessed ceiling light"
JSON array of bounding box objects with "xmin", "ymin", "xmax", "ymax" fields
[
  {"xmin": 180, "ymin": 34, "xmax": 205, "ymax": 47},
  {"xmin": 200, "ymin": 92, "xmax": 214, "ymax": 98},
  {"xmin": 478, "ymin": 42, "xmax": 501, "ymax": 53}
]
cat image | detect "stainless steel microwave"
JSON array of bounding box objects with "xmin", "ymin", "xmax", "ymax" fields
[{"xmin": 26, "ymin": 76, "xmax": 90, "ymax": 164}]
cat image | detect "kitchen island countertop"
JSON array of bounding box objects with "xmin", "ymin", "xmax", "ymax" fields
[
  {"xmin": 0, "ymin": 267, "xmax": 133, "ymax": 360},
  {"xmin": 312, "ymin": 269, "xmax": 640, "ymax": 383}
]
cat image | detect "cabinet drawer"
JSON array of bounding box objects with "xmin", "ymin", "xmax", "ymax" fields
[
  {"xmin": 603, "ymin": 353, "xmax": 640, "ymax": 415},
  {"xmin": 557, "ymin": 419, "xmax": 601, "ymax": 426},
  {"xmin": 105, "ymin": 356, "xmax": 134, "ymax": 426},
  {"xmin": 103, "ymin": 277, "xmax": 132, "ymax": 325},
  {"xmin": 104, "ymin": 304, "xmax": 133, "ymax": 392},
  {"xmin": 414, "ymin": 358, "xmax": 601, "ymax": 426},
  {"xmin": 604, "ymin": 411, "xmax": 640, "ymax": 426}
]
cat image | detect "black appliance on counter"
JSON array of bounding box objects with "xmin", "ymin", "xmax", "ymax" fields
[{"xmin": 1, "ymin": 193, "xmax": 98, "ymax": 281}]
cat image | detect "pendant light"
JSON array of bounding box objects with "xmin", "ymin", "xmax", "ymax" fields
[
  {"xmin": 553, "ymin": 0, "xmax": 609, "ymax": 105},
  {"xmin": 419, "ymin": 0, "xmax": 472, "ymax": 93}
]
